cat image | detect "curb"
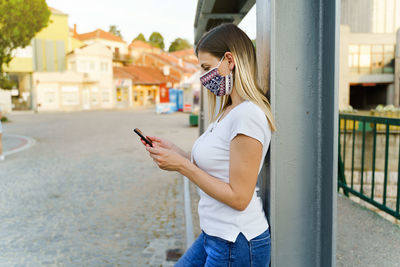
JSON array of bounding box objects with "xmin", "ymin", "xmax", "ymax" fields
[
  {"xmin": 183, "ymin": 176, "xmax": 195, "ymax": 249},
  {"xmin": 3, "ymin": 134, "xmax": 36, "ymax": 156}
]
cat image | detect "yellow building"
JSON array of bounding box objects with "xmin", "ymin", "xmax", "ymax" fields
[{"xmin": 4, "ymin": 7, "xmax": 84, "ymax": 110}]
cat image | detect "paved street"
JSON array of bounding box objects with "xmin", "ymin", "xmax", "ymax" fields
[{"xmin": 0, "ymin": 108, "xmax": 198, "ymax": 266}]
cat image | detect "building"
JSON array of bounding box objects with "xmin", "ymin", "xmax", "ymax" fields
[
  {"xmin": 113, "ymin": 65, "xmax": 179, "ymax": 108},
  {"xmin": 75, "ymin": 28, "xmax": 129, "ymax": 66},
  {"xmin": 34, "ymin": 42, "xmax": 114, "ymax": 111},
  {"xmin": 339, "ymin": 0, "xmax": 400, "ymax": 110},
  {"xmin": 33, "ymin": 71, "xmax": 96, "ymax": 112},
  {"xmin": 4, "ymin": 7, "xmax": 84, "ymax": 110},
  {"xmin": 67, "ymin": 42, "xmax": 114, "ymax": 108}
]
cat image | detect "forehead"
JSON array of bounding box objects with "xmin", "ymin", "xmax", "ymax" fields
[{"xmin": 197, "ymin": 51, "xmax": 218, "ymax": 64}]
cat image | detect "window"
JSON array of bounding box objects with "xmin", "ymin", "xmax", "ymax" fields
[
  {"xmin": 44, "ymin": 92, "xmax": 56, "ymax": 104},
  {"xmin": 90, "ymin": 61, "xmax": 95, "ymax": 71},
  {"xmin": 100, "ymin": 62, "xmax": 109, "ymax": 73},
  {"xmin": 91, "ymin": 87, "xmax": 98, "ymax": 104},
  {"xmin": 359, "ymin": 45, "xmax": 371, "ymax": 74},
  {"xmin": 371, "ymin": 45, "xmax": 383, "ymax": 73},
  {"xmin": 373, "ymin": 0, "xmax": 399, "ymax": 33},
  {"xmin": 383, "ymin": 45, "xmax": 395, "ymax": 73},
  {"xmin": 348, "ymin": 45, "xmax": 359, "ymax": 73},
  {"xmin": 102, "ymin": 90, "xmax": 110, "ymax": 103},
  {"xmin": 79, "ymin": 60, "xmax": 89, "ymax": 72},
  {"xmin": 61, "ymin": 86, "xmax": 79, "ymax": 105},
  {"xmin": 348, "ymin": 44, "xmax": 395, "ymax": 74},
  {"xmin": 43, "ymin": 88, "xmax": 57, "ymax": 105},
  {"xmin": 69, "ymin": 61, "xmax": 76, "ymax": 72}
]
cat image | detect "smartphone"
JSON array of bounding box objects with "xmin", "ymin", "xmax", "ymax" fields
[{"xmin": 134, "ymin": 128, "xmax": 153, "ymax": 147}]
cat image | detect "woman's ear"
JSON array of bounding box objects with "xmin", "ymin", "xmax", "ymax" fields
[{"xmin": 225, "ymin": 52, "xmax": 235, "ymax": 71}]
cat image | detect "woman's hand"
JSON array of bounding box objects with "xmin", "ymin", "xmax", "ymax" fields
[
  {"xmin": 141, "ymin": 135, "xmax": 191, "ymax": 160},
  {"xmin": 145, "ymin": 142, "xmax": 188, "ymax": 172}
]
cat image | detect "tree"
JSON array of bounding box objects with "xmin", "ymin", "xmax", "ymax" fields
[
  {"xmin": 0, "ymin": 0, "xmax": 51, "ymax": 88},
  {"xmin": 251, "ymin": 39, "xmax": 256, "ymax": 49},
  {"xmin": 133, "ymin": 33, "xmax": 146, "ymax": 43},
  {"xmin": 109, "ymin": 25, "xmax": 123, "ymax": 39},
  {"xmin": 168, "ymin": 38, "xmax": 193, "ymax": 52},
  {"xmin": 148, "ymin": 32, "xmax": 165, "ymax": 50}
]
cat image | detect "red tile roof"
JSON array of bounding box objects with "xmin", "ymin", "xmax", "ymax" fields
[
  {"xmin": 169, "ymin": 48, "xmax": 199, "ymax": 66},
  {"xmin": 149, "ymin": 53, "xmax": 200, "ymax": 75},
  {"xmin": 113, "ymin": 65, "xmax": 179, "ymax": 85},
  {"xmin": 129, "ymin": 40, "xmax": 153, "ymax": 49},
  {"xmin": 77, "ymin": 29, "xmax": 125, "ymax": 43},
  {"xmin": 148, "ymin": 53, "xmax": 188, "ymax": 72},
  {"xmin": 170, "ymin": 48, "xmax": 195, "ymax": 58}
]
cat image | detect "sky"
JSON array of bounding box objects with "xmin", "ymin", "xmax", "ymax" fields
[{"xmin": 46, "ymin": 0, "xmax": 256, "ymax": 49}]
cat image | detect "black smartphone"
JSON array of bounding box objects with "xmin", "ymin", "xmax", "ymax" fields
[{"xmin": 134, "ymin": 128, "xmax": 153, "ymax": 147}]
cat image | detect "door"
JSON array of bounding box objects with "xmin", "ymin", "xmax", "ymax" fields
[{"xmin": 82, "ymin": 88, "xmax": 90, "ymax": 110}]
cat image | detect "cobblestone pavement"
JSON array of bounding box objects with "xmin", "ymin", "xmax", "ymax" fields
[{"xmin": 0, "ymin": 108, "xmax": 198, "ymax": 266}]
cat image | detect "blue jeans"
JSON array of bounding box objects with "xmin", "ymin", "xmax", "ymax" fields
[{"xmin": 174, "ymin": 228, "xmax": 271, "ymax": 267}]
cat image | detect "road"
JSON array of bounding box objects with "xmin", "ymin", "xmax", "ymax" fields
[{"xmin": 0, "ymin": 108, "xmax": 198, "ymax": 266}]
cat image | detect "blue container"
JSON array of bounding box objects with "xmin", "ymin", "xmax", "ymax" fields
[
  {"xmin": 168, "ymin": 88, "xmax": 178, "ymax": 112},
  {"xmin": 177, "ymin": 89, "xmax": 183, "ymax": 111}
]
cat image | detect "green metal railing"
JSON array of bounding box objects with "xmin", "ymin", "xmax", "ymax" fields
[{"xmin": 338, "ymin": 113, "xmax": 400, "ymax": 220}]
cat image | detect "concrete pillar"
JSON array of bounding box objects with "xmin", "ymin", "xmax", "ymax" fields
[{"xmin": 261, "ymin": 0, "xmax": 339, "ymax": 265}]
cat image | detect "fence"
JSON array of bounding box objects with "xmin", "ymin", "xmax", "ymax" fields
[{"xmin": 338, "ymin": 113, "xmax": 400, "ymax": 220}]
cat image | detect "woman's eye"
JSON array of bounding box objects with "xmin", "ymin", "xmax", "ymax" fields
[{"xmin": 204, "ymin": 68, "xmax": 209, "ymax": 71}]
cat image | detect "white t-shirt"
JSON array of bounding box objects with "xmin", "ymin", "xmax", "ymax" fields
[{"xmin": 191, "ymin": 99, "xmax": 271, "ymax": 242}]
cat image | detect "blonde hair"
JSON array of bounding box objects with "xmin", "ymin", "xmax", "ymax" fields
[{"xmin": 195, "ymin": 23, "xmax": 276, "ymax": 133}]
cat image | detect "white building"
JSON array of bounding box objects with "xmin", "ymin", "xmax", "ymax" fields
[
  {"xmin": 34, "ymin": 42, "xmax": 114, "ymax": 111},
  {"xmin": 339, "ymin": 0, "xmax": 400, "ymax": 110}
]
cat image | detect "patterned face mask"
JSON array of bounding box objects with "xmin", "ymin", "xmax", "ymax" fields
[{"xmin": 199, "ymin": 55, "xmax": 233, "ymax": 96}]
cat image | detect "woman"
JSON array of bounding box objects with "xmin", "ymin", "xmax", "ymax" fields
[{"xmin": 141, "ymin": 23, "xmax": 276, "ymax": 266}]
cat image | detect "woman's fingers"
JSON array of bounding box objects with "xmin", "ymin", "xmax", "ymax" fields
[
  {"xmin": 146, "ymin": 145, "xmax": 160, "ymax": 155},
  {"xmin": 141, "ymin": 138, "xmax": 157, "ymax": 148},
  {"xmin": 147, "ymin": 136, "xmax": 159, "ymax": 142}
]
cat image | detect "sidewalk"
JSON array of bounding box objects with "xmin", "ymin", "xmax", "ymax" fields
[{"xmin": 337, "ymin": 193, "xmax": 400, "ymax": 266}]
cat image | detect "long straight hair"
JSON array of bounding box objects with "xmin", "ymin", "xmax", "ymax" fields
[{"xmin": 195, "ymin": 23, "xmax": 277, "ymax": 133}]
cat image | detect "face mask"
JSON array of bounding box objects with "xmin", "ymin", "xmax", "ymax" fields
[{"xmin": 200, "ymin": 55, "xmax": 233, "ymax": 96}]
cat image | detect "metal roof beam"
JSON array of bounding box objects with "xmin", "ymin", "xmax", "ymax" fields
[
  {"xmin": 194, "ymin": 0, "xmax": 255, "ymax": 45},
  {"xmin": 201, "ymin": 12, "xmax": 247, "ymax": 19}
]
